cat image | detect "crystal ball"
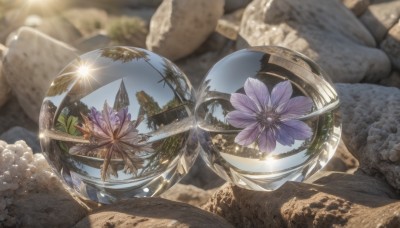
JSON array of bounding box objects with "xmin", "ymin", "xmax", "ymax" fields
[
  {"xmin": 195, "ymin": 46, "xmax": 341, "ymax": 191},
  {"xmin": 39, "ymin": 47, "xmax": 198, "ymax": 203}
]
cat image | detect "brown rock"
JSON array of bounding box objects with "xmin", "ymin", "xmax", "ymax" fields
[
  {"xmin": 75, "ymin": 198, "xmax": 233, "ymax": 228},
  {"xmin": 342, "ymin": 0, "xmax": 370, "ymax": 16},
  {"xmin": 36, "ymin": 16, "xmax": 83, "ymax": 44},
  {"xmin": 205, "ymin": 172, "xmax": 400, "ymax": 228},
  {"xmin": 380, "ymin": 21, "xmax": 400, "ymax": 70},
  {"xmin": 161, "ymin": 184, "xmax": 214, "ymax": 207},
  {"xmin": 10, "ymin": 192, "xmax": 88, "ymax": 228},
  {"xmin": 216, "ymin": 9, "xmax": 244, "ymax": 40},
  {"xmin": 359, "ymin": 1, "xmax": 400, "ymax": 42},
  {"xmin": 337, "ymin": 83, "xmax": 400, "ymax": 191},
  {"xmin": 146, "ymin": 0, "xmax": 224, "ymax": 60},
  {"xmin": 237, "ymin": 0, "xmax": 391, "ymax": 83}
]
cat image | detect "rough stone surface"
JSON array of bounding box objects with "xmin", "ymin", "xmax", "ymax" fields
[
  {"xmin": 360, "ymin": 1, "xmax": 400, "ymax": 42},
  {"xmin": 36, "ymin": 16, "xmax": 83, "ymax": 44},
  {"xmin": 337, "ymin": 83, "xmax": 400, "ymax": 191},
  {"xmin": 379, "ymin": 71, "xmax": 400, "ymax": 88},
  {"xmin": 161, "ymin": 184, "xmax": 214, "ymax": 208},
  {"xmin": 146, "ymin": 0, "xmax": 224, "ymax": 60},
  {"xmin": 342, "ymin": 0, "xmax": 370, "ymax": 16},
  {"xmin": 3, "ymin": 27, "xmax": 77, "ymax": 123},
  {"xmin": 0, "ymin": 44, "xmax": 11, "ymax": 109},
  {"xmin": 0, "ymin": 140, "xmax": 88, "ymax": 227},
  {"xmin": 75, "ymin": 198, "xmax": 233, "ymax": 228},
  {"xmin": 216, "ymin": 9, "xmax": 244, "ymax": 40},
  {"xmin": 238, "ymin": 0, "xmax": 391, "ymax": 83},
  {"xmin": 381, "ymin": 21, "xmax": 400, "ymax": 70},
  {"xmin": 205, "ymin": 172, "xmax": 400, "ymax": 228},
  {"xmin": 0, "ymin": 126, "xmax": 40, "ymax": 153}
]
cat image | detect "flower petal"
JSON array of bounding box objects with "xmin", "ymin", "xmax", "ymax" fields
[
  {"xmin": 275, "ymin": 127, "xmax": 295, "ymax": 146},
  {"xmin": 279, "ymin": 96, "xmax": 313, "ymax": 119},
  {"xmin": 244, "ymin": 78, "xmax": 269, "ymax": 110},
  {"xmin": 226, "ymin": 110, "xmax": 257, "ymax": 128},
  {"xmin": 230, "ymin": 93, "xmax": 258, "ymax": 113},
  {"xmin": 270, "ymin": 81, "xmax": 293, "ymax": 108},
  {"xmin": 234, "ymin": 123, "xmax": 260, "ymax": 147},
  {"xmin": 279, "ymin": 120, "xmax": 313, "ymax": 140},
  {"xmin": 258, "ymin": 129, "xmax": 276, "ymax": 153}
]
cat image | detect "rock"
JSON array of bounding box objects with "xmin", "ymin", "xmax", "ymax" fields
[
  {"xmin": 63, "ymin": 8, "xmax": 108, "ymax": 37},
  {"xmin": 379, "ymin": 71, "xmax": 400, "ymax": 88},
  {"xmin": 3, "ymin": 27, "xmax": 77, "ymax": 123},
  {"xmin": 323, "ymin": 140, "xmax": 359, "ymax": 173},
  {"xmin": 146, "ymin": 0, "xmax": 224, "ymax": 60},
  {"xmin": 205, "ymin": 172, "xmax": 400, "ymax": 228},
  {"xmin": 224, "ymin": 0, "xmax": 252, "ymax": 14},
  {"xmin": 75, "ymin": 198, "xmax": 233, "ymax": 228},
  {"xmin": 359, "ymin": 1, "xmax": 400, "ymax": 42},
  {"xmin": 0, "ymin": 44, "xmax": 11, "ymax": 109},
  {"xmin": 0, "ymin": 127, "xmax": 40, "ymax": 153},
  {"xmin": 337, "ymin": 83, "xmax": 400, "ymax": 191},
  {"xmin": 0, "ymin": 140, "xmax": 88, "ymax": 227},
  {"xmin": 106, "ymin": 16, "xmax": 148, "ymax": 47},
  {"xmin": 75, "ymin": 33, "xmax": 112, "ymax": 53},
  {"xmin": 380, "ymin": 21, "xmax": 400, "ymax": 70},
  {"xmin": 161, "ymin": 184, "xmax": 214, "ymax": 208},
  {"xmin": 342, "ymin": 0, "xmax": 370, "ymax": 16},
  {"xmin": 36, "ymin": 16, "xmax": 83, "ymax": 44},
  {"xmin": 237, "ymin": 0, "xmax": 391, "ymax": 83},
  {"xmin": 0, "ymin": 97, "xmax": 37, "ymax": 134},
  {"xmin": 216, "ymin": 9, "xmax": 244, "ymax": 40}
]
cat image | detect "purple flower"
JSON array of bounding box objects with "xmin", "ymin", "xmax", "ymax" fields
[
  {"xmin": 226, "ymin": 78, "xmax": 313, "ymax": 153},
  {"xmin": 70, "ymin": 102, "xmax": 153, "ymax": 181}
]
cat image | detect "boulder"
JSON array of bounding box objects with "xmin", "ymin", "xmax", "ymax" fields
[
  {"xmin": 237, "ymin": 0, "xmax": 391, "ymax": 83},
  {"xmin": 216, "ymin": 9, "xmax": 244, "ymax": 40},
  {"xmin": 75, "ymin": 198, "xmax": 233, "ymax": 228},
  {"xmin": 146, "ymin": 0, "xmax": 224, "ymax": 60},
  {"xmin": 205, "ymin": 172, "xmax": 400, "ymax": 228},
  {"xmin": 380, "ymin": 21, "xmax": 400, "ymax": 70},
  {"xmin": 359, "ymin": 0, "xmax": 400, "ymax": 42},
  {"xmin": 36, "ymin": 16, "xmax": 82, "ymax": 44},
  {"xmin": 0, "ymin": 44, "xmax": 11, "ymax": 109},
  {"xmin": 0, "ymin": 140, "xmax": 88, "ymax": 227},
  {"xmin": 63, "ymin": 8, "xmax": 108, "ymax": 37},
  {"xmin": 337, "ymin": 83, "xmax": 400, "ymax": 191},
  {"xmin": 3, "ymin": 27, "xmax": 77, "ymax": 123}
]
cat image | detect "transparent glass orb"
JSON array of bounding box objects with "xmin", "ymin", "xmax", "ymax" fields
[
  {"xmin": 39, "ymin": 47, "xmax": 198, "ymax": 203},
  {"xmin": 195, "ymin": 46, "xmax": 341, "ymax": 191}
]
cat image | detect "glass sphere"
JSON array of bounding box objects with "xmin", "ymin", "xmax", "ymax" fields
[
  {"xmin": 195, "ymin": 46, "xmax": 341, "ymax": 191},
  {"xmin": 39, "ymin": 47, "xmax": 198, "ymax": 203}
]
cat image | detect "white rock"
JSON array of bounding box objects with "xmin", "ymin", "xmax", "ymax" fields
[
  {"xmin": 237, "ymin": 0, "xmax": 391, "ymax": 83},
  {"xmin": 0, "ymin": 140, "xmax": 87, "ymax": 227},
  {"xmin": 146, "ymin": 0, "xmax": 224, "ymax": 60},
  {"xmin": 0, "ymin": 44, "xmax": 11, "ymax": 109},
  {"xmin": 3, "ymin": 27, "xmax": 77, "ymax": 123},
  {"xmin": 359, "ymin": 1, "xmax": 400, "ymax": 42},
  {"xmin": 337, "ymin": 83, "xmax": 400, "ymax": 191}
]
